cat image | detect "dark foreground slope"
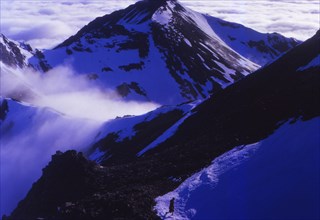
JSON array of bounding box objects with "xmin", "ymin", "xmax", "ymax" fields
[{"xmin": 5, "ymin": 31, "xmax": 320, "ymax": 220}]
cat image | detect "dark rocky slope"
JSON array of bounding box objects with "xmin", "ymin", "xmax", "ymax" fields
[{"xmin": 5, "ymin": 30, "xmax": 319, "ymax": 220}]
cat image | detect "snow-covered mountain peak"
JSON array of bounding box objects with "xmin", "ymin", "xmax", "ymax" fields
[
  {"xmin": 0, "ymin": 0, "xmax": 296, "ymax": 108},
  {"xmin": 30, "ymin": 0, "xmax": 261, "ymax": 105},
  {"xmin": 2, "ymin": 1, "xmax": 299, "ymax": 106}
]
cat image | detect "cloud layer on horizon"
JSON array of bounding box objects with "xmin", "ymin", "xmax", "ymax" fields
[{"xmin": 0, "ymin": 0, "xmax": 319, "ymax": 49}]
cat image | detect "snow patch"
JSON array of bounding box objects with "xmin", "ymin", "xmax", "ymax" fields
[
  {"xmin": 184, "ymin": 38, "xmax": 192, "ymax": 47},
  {"xmin": 88, "ymin": 147, "xmax": 106, "ymax": 163},
  {"xmin": 155, "ymin": 143, "xmax": 260, "ymax": 219},
  {"xmin": 89, "ymin": 103, "xmax": 196, "ymax": 162},
  {"xmin": 298, "ymin": 54, "xmax": 320, "ymax": 71},
  {"xmin": 137, "ymin": 101, "xmax": 201, "ymax": 156},
  {"xmin": 205, "ymin": 16, "xmax": 298, "ymax": 66},
  {"xmin": 152, "ymin": 5, "xmax": 173, "ymax": 26},
  {"xmin": 180, "ymin": 8, "xmax": 225, "ymax": 46},
  {"xmin": 155, "ymin": 118, "xmax": 320, "ymax": 220},
  {"xmin": 214, "ymin": 61, "xmax": 237, "ymax": 86}
]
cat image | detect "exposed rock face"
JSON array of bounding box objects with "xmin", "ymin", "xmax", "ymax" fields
[
  {"xmin": 6, "ymin": 151, "xmax": 103, "ymax": 220},
  {"xmin": 0, "ymin": 99, "xmax": 9, "ymax": 121},
  {"xmin": 0, "ymin": 34, "xmax": 51, "ymax": 72},
  {"xmin": 0, "ymin": 34, "xmax": 31, "ymax": 68},
  {"xmin": 116, "ymin": 82, "xmax": 147, "ymax": 97}
]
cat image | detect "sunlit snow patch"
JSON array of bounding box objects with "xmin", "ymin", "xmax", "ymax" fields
[
  {"xmin": 155, "ymin": 118, "xmax": 320, "ymax": 220},
  {"xmin": 137, "ymin": 100, "xmax": 201, "ymax": 156},
  {"xmin": 155, "ymin": 143, "xmax": 260, "ymax": 219}
]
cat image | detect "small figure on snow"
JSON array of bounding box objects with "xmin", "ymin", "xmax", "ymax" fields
[
  {"xmin": 169, "ymin": 197, "xmax": 175, "ymax": 214},
  {"xmin": 164, "ymin": 197, "xmax": 175, "ymax": 217}
]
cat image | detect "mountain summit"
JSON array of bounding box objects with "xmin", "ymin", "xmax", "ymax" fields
[
  {"xmin": 3, "ymin": 0, "xmax": 298, "ymax": 105},
  {"xmin": 29, "ymin": 0, "xmax": 262, "ymax": 104}
]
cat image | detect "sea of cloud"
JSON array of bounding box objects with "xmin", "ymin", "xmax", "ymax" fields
[{"xmin": 0, "ymin": 0, "xmax": 318, "ymax": 49}]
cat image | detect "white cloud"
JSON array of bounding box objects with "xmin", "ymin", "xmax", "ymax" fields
[
  {"xmin": 11, "ymin": 22, "xmax": 73, "ymax": 41},
  {"xmin": 0, "ymin": 0, "xmax": 135, "ymax": 49},
  {"xmin": 38, "ymin": 8, "xmax": 56, "ymax": 15},
  {"xmin": 0, "ymin": 0, "xmax": 318, "ymax": 49},
  {"xmin": 0, "ymin": 64, "xmax": 159, "ymax": 122},
  {"xmin": 182, "ymin": 0, "xmax": 319, "ymax": 41},
  {"xmin": 0, "ymin": 99, "xmax": 103, "ymax": 216}
]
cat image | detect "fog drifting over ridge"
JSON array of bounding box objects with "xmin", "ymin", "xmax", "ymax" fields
[
  {"xmin": 0, "ymin": 62, "xmax": 159, "ymax": 216},
  {"xmin": 0, "ymin": 64, "xmax": 159, "ymax": 122},
  {"xmin": 1, "ymin": 0, "xmax": 319, "ymax": 49}
]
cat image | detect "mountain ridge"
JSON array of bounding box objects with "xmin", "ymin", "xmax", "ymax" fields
[
  {"xmin": 1, "ymin": 0, "xmax": 298, "ymax": 104},
  {"xmin": 0, "ymin": 1, "xmax": 316, "ymax": 218},
  {"xmin": 5, "ymin": 29, "xmax": 319, "ymax": 220},
  {"xmin": 32, "ymin": 0, "xmax": 259, "ymax": 104}
]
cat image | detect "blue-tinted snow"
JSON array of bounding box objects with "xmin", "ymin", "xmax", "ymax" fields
[
  {"xmin": 137, "ymin": 100, "xmax": 201, "ymax": 156},
  {"xmin": 37, "ymin": 23, "xmax": 186, "ymax": 105},
  {"xmin": 298, "ymin": 54, "xmax": 320, "ymax": 71},
  {"xmin": 89, "ymin": 101, "xmax": 197, "ymax": 161},
  {"xmin": 152, "ymin": 2, "xmax": 173, "ymax": 26},
  {"xmin": 156, "ymin": 118, "xmax": 320, "ymax": 220},
  {"xmin": 34, "ymin": 3, "xmax": 259, "ymax": 106},
  {"xmin": 205, "ymin": 16, "xmax": 299, "ymax": 66}
]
